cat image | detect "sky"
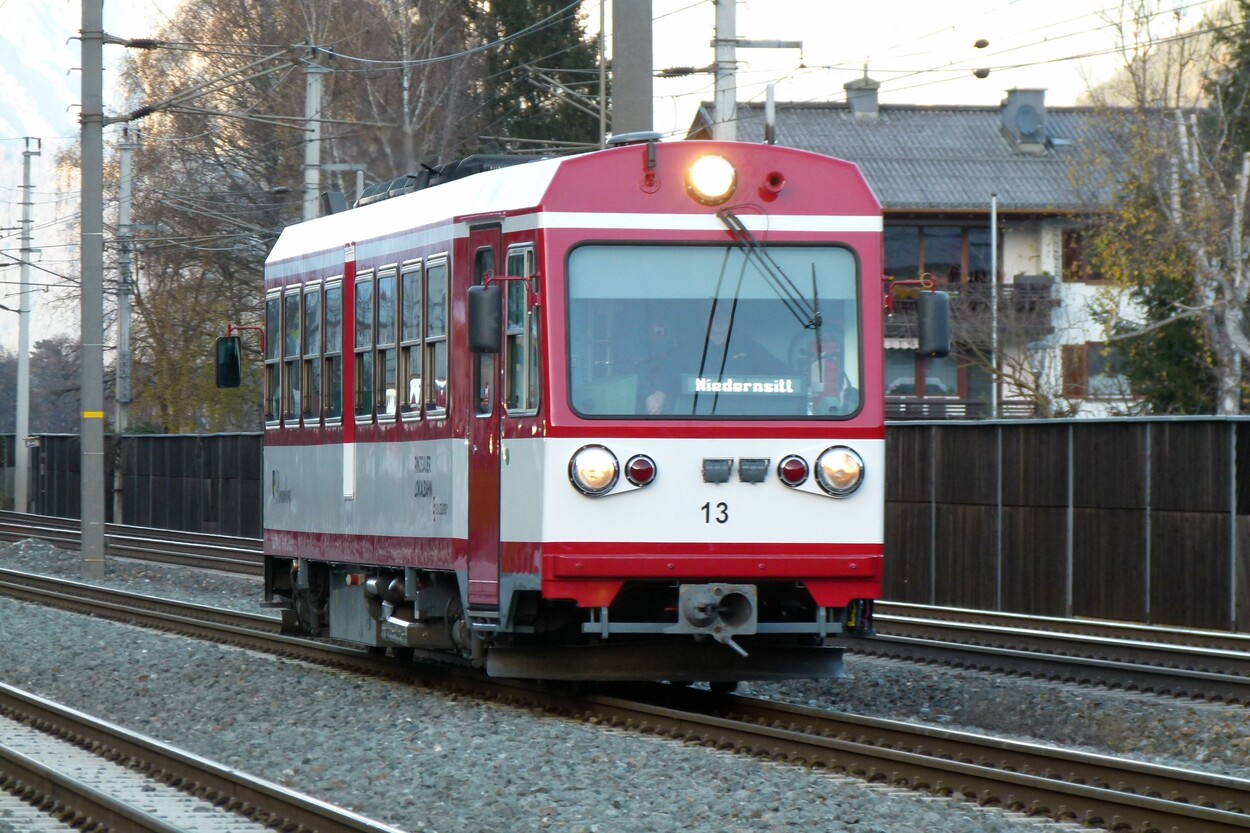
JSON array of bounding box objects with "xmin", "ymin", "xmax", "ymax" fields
[{"xmin": 0, "ymin": 0, "xmax": 1217, "ymax": 353}]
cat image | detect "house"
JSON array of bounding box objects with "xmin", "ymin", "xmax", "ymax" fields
[{"xmin": 688, "ymin": 80, "xmax": 1136, "ymax": 418}]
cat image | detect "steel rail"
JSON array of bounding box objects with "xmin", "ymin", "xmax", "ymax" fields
[
  {"xmin": 0, "ymin": 682, "xmax": 409, "ymax": 833},
  {"xmin": 0, "ymin": 510, "xmax": 261, "ymax": 575},
  {"xmin": 2, "ymin": 570, "xmax": 1248, "ymax": 833},
  {"xmin": 2, "ymin": 512, "xmax": 1249, "ymax": 702},
  {"xmin": 876, "ymin": 601, "xmax": 1250, "ymax": 655}
]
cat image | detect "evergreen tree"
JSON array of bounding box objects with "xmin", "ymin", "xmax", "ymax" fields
[
  {"xmin": 1208, "ymin": 0, "xmax": 1250, "ymax": 155},
  {"xmin": 477, "ymin": 0, "xmax": 603, "ymax": 152}
]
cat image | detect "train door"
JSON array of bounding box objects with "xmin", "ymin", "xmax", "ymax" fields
[{"xmin": 467, "ymin": 225, "xmax": 503, "ymax": 608}]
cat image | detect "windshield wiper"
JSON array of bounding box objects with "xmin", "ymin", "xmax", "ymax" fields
[{"xmin": 718, "ymin": 209, "xmax": 822, "ymax": 331}]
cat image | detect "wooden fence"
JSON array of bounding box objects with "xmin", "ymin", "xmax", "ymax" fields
[
  {"xmin": 886, "ymin": 418, "xmax": 1250, "ymax": 633},
  {"xmin": 4, "ymin": 419, "xmax": 1248, "ymax": 632}
]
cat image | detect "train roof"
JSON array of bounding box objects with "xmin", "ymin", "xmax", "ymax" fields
[{"xmin": 266, "ymin": 142, "xmax": 880, "ymax": 272}]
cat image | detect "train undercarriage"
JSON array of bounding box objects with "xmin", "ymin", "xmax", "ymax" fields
[{"xmin": 263, "ymin": 556, "xmax": 870, "ymax": 682}]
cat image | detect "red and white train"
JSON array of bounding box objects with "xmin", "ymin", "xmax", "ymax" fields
[{"xmin": 220, "ymin": 135, "xmax": 944, "ymax": 682}]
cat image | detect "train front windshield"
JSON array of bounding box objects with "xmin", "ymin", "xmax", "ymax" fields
[{"xmin": 568, "ymin": 244, "xmax": 861, "ymax": 418}]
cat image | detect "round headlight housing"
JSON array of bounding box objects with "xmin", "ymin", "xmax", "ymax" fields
[
  {"xmin": 686, "ymin": 154, "xmax": 737, "ymax": 205},
  {"xmin": 814, "ymin": 446, "xmax": 864, "ymax": 497},
  {"xmin": 569, "ymin": 445, "xmax": 619, "ymax": 496}
]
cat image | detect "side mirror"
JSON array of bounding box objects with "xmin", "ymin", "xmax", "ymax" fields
[
  {"xmin": 916, "ymin": 291, "xmax": 951, "ymax": 359},
  {"xmin": 215, "ymin": 335, "xmax": 242, "ymax": 388},
  {"xmin": 468, "ymin": 284, "xmax": 502, "ymax": 353}
]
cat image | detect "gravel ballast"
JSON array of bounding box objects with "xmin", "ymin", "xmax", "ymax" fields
[{"xmin": 2, "ymin": 537, "xmax": 1248, "ymax": 832}]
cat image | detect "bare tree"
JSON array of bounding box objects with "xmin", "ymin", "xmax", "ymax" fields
[
  {"xmin": 1081, "ymin": 1, "xmax": 1250, "ymax": 414},
  {"xmin": 112, "ymin": 0, "xmax": 490, "ymax": 431}
]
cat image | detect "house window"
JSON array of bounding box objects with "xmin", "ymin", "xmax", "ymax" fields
[
  {"xmin": 923, "ymin": 227, "xmax": 962, "ymax": 283},
  {"xmin": 1063, "ymin": 342, "xmax": 1128, "ymax": 398},
  {"xmin": 1062, "ymin": 230, "xmax": 1100, "ymax": 282},
  {"xmin": 885, "ymin": 224, "xmax": 995, "ymax": 285},
  {"xmin": 885, "ymin": 349, "xmax": 958, "ymax": 397}
]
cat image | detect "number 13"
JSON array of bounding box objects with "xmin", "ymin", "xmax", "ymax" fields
[{"xmin": 701, "ymin": 501, "xmax": 728, "ymax": 524}]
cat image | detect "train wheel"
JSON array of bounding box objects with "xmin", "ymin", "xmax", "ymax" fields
[
  {"xmin": 446, "ymin": 597, "xmax": 472, "ymax": 658},
  {"xmin": 292, "ymin": 589, "xmax": 321, "ymax": 635},
  {"xmin": 292, "ymin": 567, "xmax": 329, "ymax": 636}
]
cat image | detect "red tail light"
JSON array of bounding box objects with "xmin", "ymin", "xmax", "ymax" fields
[
  {"xmin": 625, "ymin": 454, "xmax": 658, "ymax": 487},
  {"xmin": 777, "ymin": 455, "xmax": 809, "ymax": 487}
]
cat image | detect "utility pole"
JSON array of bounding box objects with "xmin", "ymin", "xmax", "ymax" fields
[
  {"xmin": 713, "ymin": 0, "xmax": 737, "ymax": 141},
  {"xmin": 114, "ymin": 131, "xmax": 139, "ymax": 521},
  {"xmin": 598, "ymin": 0, "xmax": 606, "ymax": 147},
  {"xmin": 711, "ymin": 1, "xmax": 801, "ymax": 142},
  {"xmin": 80, "ymin": 0, "xmax": 107, "ymax": 577},
  {"xmin": 990, "ymin": 193, "xmax": 999, "ymax": 418},
  {"xmin": 15, "ymin": 138, "xmax": 40, "ymax": 515},
  {"xmin": 611, "ymin": 0, "xmax": 652, "ymax": 135},
  {"xmin": 304, "ymin": 52, "xmax": 328, "ymax": 222}
]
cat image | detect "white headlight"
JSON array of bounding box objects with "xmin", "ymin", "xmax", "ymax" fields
[
  {"xmin": 815, "ymin": 446, "xmax": 864, "ymax": 497},
  {"xmin": 686, "ymin": 154, "xmax": 736, "ymax": 205},
  {"xmin": 569, "ymin": 445, "xmax": 619, "ymax": 496}
]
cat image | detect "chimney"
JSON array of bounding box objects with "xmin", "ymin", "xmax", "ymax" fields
[
  {"xmin": 844, "ymin": 72, "xmax": 880, "ymax": 118},
  {"xmin": 1001, "ymin": 88, "xmax": 1047, "ymax": 151}
]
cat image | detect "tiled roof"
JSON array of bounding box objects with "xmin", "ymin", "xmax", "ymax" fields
[{"xmin": 691, "ymin": 101, "xmax": 1123, "ymax": 213}]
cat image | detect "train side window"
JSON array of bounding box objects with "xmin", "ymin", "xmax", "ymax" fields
[
  {"xmin": 323, "ymin": 282, "xmax": 343, "ymax": 420},
  {"xmin": 505, "ymin": 245, "xmax": 539, "ymax": 414},
  {"xmin": 425, "ymin": 259, "xmax": 449, "ymax": 414},
  {"xmin": 474, "ymin": 247, "xmax": 495, "ymax": 417},
  {"xmin": 282, "ymin": 289, "xmax": 301, "ymax": 423},
  {"xmin": 302, "ymin": 283, "xmax": 322, "ymax": 424},
  {"xmin": 264, "ymin": 293, "xmax": 281, "ymax": 423},
  {"xmin": 400, "ymin": 262, "xmax": 423, "ymax": 416},
  {"xmin": 354, "ymin": 270, "xmax": 375, "ymax": 418},
  {"xmin": 376, "ymin": 268, "xmax": 398, "ymax": 419}
]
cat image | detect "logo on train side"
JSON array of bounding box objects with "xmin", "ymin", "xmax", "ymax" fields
[
  {"xmin": 414, "ymin": 454, "xmax": 447, "ymax": 517},
  {"xmin": 270, "ymin": 470, "xmax": 292, "ymax": 505},
  {"xmin": 414, "ymin": 454, "xmax": 434, "ymax": 498}
]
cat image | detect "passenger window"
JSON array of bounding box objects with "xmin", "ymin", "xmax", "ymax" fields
[
  {"xmin": 302, "ymin": 285, "xmax": 322, "ymax": 423},
  {"xmin": 425, "ymin": 260, "xmax": 448, "ymax": 414},
  {"xmin": 282, "ymin": 290, "xmax": 301, "ymax": 422},
  {"xmin": 504, "ymin": 245, "xmax": 539, "ymax": 413},
  {"xmin": 400, "ymin": 263, "xmax": 423, "ymax": 415},
  {"xmin": 264, "ymin": 294, "xmax": 280, "ymax": 423},
  {"xmin": 474, "ymin": 247, "xmax": 495, "ymax": 417},
  {"xmin": 323, "ymin": 283, "xmax": 343, "ymax": 420},
  {"xmin": 376, "ymin": 269, "xmax": 397, "ymax": 418},
  {"xmin": 354, "ymin": 272, "xmax": 374, "ymax": 417}
]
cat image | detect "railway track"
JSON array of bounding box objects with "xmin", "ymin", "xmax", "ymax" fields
[
  {"xmin": 4, "ymin": 511, "xmax": 1248, "ymax": 704},
  {"xmin": 1, "ymin": 567, "xmax": 1249, "ymax": 832},
  {"xmin": 0, "ymin": 681, "xmax": 408, "ymax": 833},
  {"xmin": 0, "ymin": 510, "xmax": 261, "ymax": 576},
  {"xmin": 864, "ymin": 602, "xmax": 1250, "ymax": 704}
]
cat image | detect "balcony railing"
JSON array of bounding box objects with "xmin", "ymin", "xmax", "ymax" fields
[
  {"xmin": 885, "ymin": 277, "xmax": 1060, "ymax": 343},
  {"xmin": 885, "ymin": 397, "xmax": 1039, "ymax": 420}
]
